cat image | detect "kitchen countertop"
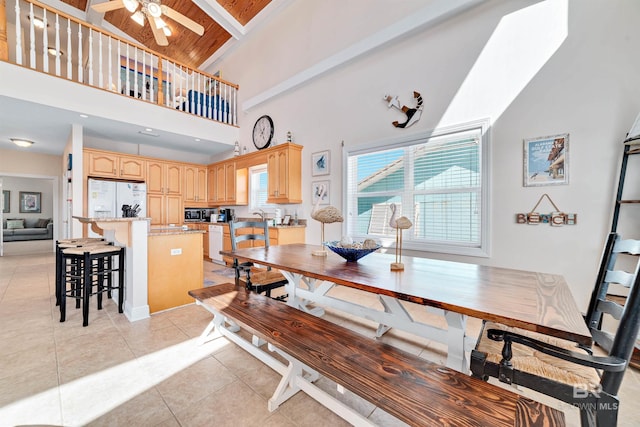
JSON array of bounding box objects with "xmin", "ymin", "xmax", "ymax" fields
[
  {"xmin": 149, "ymin": 227, "xmax": 206, "ymax": 236},
  {"xmin": 184, "ymin": 221, "xmax": 307, "ymax": 229}
]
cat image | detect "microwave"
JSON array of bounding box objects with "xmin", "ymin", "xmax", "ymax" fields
[{"xmin": 184, "ymin": 208, "xmax": 204, "ymax": 221}]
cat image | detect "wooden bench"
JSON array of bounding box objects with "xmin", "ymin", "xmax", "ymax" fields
[{"xmin": 189, "ymin": 284, "xmax": 565, "ymax": 427}]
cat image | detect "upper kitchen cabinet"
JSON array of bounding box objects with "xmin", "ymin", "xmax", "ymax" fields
[
  {"xmin": 184, "ymin": 165, "xmax": 208, "ymax": 205},
  {"xmin": 267, "ymin": 143, "xmax": 302, "ymax": 204},
  {"xmin": 85, "ymin": 149, "xmax": 145, "ymax": 180},
  {"xmin": 209, "ymin": 160, "xmax": 247, "ymax": 206},
  {"xmin": 147, "ymin": 161, "xmax": 182, "ymax": 195}
]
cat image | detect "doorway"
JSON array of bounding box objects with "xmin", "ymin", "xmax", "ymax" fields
[{"xmin": 0, "ymin": 174, "xmax": 58, "ymax": 256}]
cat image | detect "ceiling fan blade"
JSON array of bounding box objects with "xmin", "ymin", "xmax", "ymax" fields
[
  {"xmin": 148, "ymin": 14, "xmax": 168, "ymax": 46},
  {"xmin": 91, "ymin": 0, "xmax": 126, "ymax": 13},
  {"xmin": 161, "ymin": 5, "xmax": 204, "ymax": 36}
]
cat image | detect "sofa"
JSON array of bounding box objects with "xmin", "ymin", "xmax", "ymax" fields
[{"xmin": 2, "ymin": 218, "xmax": 53, "ymax": 242}]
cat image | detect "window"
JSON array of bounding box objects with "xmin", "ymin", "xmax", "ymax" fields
[
  {"xmin": 345, "ymin": 120, "xmax": 489, "ymax": 257},
  {"xmin": 249, "ymin": 165, "xmax": 273, "ymax": 211}
]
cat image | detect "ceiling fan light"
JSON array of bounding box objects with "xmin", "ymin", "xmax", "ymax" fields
[
  {"xmin": 146, "ymin": 2, "xmax": 162, "ymax": 18},
  {"xmin": 131, "ymin": 11, "xmax": 145, "ymax": 26},
  {"xmin": 123, "ymin": 0, "xmax": 139, "ymax": 13},
  {"xmin": 162, "ymin": 26, "xmax": 172, "ymax": 37},
  {"xmin": 10, "ymin": 138, "xmax": 35, "ymax": 148}
]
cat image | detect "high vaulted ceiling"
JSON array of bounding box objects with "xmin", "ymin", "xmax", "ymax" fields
[{"xmin": 60, "ymin": 0, "xmax": 273, "ymax": 69}]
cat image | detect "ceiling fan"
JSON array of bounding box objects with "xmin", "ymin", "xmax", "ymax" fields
[{"xmin": 92, "ymin": 0, "xmax": 205, "ymax": 46}]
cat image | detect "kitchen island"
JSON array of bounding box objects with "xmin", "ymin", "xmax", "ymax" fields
[
  {"xmin": 73, "ymin": 216, "xmax": 151, "ymax": 321},
  {"xmin": 148, "ymin": 227, "xmax": 205, "ymax": 313}
]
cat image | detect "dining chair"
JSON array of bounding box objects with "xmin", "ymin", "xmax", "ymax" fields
[
  {"xmin": 470, "ymin": 232, "xmax": 640, "ymax": 427},
  {"xmin": 228, "ymin": 220, "xmax": 288, "ymax": 301}
]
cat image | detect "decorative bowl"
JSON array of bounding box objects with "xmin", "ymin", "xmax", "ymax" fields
[{"xmin": 324, "ymin": 241, "xmax": 381, "ymax": 262}]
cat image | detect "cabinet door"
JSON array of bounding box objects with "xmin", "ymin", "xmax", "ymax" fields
[
  {"xmin": 166, "ymin": 164, "xmax": 183, "ymax": 195},
  {"xmin": 184, "ymin": 166, "xmax": 197, "ymax": 202},
  {"xmin": 202, "ymin": 225, "xmax": 209, "ymax": 258},
  {"xmin": 215, "ymin": 164, "xmax": 226, "ymax": 203},
  {"xmin": 225, "ymin": 162, "xmax": 236, "ymax": 203},
  {"xmin": 147, "ymin": 194, "xmax": 164, "ymax": 225},
  {"xmin": 88, "ymin": 152, "xmax": 118, "ymax": 178},
  {"xmin": 146, "ymin": 161, "xmax": 164, "ymax": 194},
  {"xmin": 119, "ymin": 156, "xmax": 145, "ymax": 180},
  {"xmin": 166, "ymin": 195, "xmax": 183, "ymax": 224},
  {"xmin": 196, "ymin": 167, "xmax": 208, "ymax": 202},
  {"xmin": 207, "ymin": 166, "xmax": 216, "ymax": 202}
]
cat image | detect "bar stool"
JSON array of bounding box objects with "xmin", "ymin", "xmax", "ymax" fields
[
  {"xmin": 59, "ymin": 244, "xmax": 125, "ymax": 326},
  {"xmin": 55, "ymin": 238, "xmax": 106, "ymax": 307}
]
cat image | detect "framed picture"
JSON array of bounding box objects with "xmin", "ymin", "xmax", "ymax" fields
[
  {"xmin": 282, "ymin": 214, "xmax": 291, "ymax": 225},
  {"xmin": 523, "ymin": 133, "xmax": 569, "ymax": 187},
  {"xmin": 312, "ymin": 181, "xmax": 330, "ymax": 205},
  {"xmin": 312, "ymin": 150, "xmax": 330, "ymax": 176},
  {"xmin": 2, "ymin": 190, "xmax": 9, "ymax": 213},
  {"xmin": 19, "ymin": 191, "xmax": 41, "ymax": 213}
]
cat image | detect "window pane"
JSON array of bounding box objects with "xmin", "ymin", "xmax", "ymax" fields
[
  {"xmin": 356, "ymin": 149, "xmax": 404, "ymax": 193},
  {"xmin": 345, "ymin": 122, "xmax": 487, "ymax": 255}
]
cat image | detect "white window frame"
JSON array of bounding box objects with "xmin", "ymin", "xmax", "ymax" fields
[{"xmin": 343, "ymin": 119, "xmax": 490, "ymax": 257}]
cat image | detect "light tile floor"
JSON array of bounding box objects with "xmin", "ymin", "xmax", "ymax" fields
[{"xmin": 0, "ymin": 253, "xmax": 638, "ymax": 426}]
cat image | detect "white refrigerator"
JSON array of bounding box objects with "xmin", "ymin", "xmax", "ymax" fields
[{"xmin": 87, "ymin": 178, "xmax": 147, "ymax": 219}]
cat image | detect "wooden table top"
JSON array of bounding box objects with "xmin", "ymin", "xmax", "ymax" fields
[{"xmin": 221, "ymin": 244, "xmax": 592, "ymax": 346}]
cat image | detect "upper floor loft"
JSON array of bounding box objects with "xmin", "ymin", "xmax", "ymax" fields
[{"xmin": 0, "ymin": 0, "xmax": 240, "ymax": 158}]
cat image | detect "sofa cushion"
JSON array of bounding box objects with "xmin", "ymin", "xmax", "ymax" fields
[
  {"xmin": 13, "ymin": 228, "xmax": 48, "ymax": 236},
  {"xmin": 6, "ymin": 219, "xmax": 24, "ymax": 229},
  {"xmin": 35, "ymin": 218, "xmax": 51, "ymax": 228}
]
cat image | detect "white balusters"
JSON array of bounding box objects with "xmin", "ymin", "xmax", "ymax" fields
[
  {"xmin": 88, "ymin": 28, "xmax": 93, "ymax": 86},
  {"xmin": 14, "ymin": 0, "xmax": 22, "ymax": 65},
  {"xmin": 54, "ymin": 14, "xmax": 61, "ymax": 76},
  {"xmin": 42, "ymin": 9, "xmax": 48, "ymax": 73},
  {"xmin": 66, "ymin": 18, "xmax": 72, "ymax": 80},
  {"xmin": 29, "ymin": 3, "xmax": 36, "ymax": 68},
  {"xmin": 77, "ymin": 23, "xmax": 83, "ymax": 83}
]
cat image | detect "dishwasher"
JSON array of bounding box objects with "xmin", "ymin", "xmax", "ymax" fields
[{"xmin": 208, "ymin": 224, "xmax": 224, "ymax": 264}]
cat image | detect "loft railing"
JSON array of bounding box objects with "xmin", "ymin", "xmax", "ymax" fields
[{"xmin": 0, "ymin": 0, "xmax": 238, "ymax": 126}]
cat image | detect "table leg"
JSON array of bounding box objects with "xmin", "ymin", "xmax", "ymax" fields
[
  {"xmin": 444, "ymin": 311, "xmax": 468, "ymax": 373},
  {"xmin": 279, "ymin": 271, "xmax": 324, "ymax": 316}
]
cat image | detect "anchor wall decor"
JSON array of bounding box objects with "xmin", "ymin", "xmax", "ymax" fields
[{"xmin": 383, "ymin": 91, "xmax": 423, "ymax": 128}]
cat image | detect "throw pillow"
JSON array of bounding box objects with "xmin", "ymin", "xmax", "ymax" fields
[
  {"xmin": 36, "ymin": 218, "xmax": 51, "ymax": 228},
  {"xmin": 7, "ymin": 219, "xmax": 24, "ymax": 229}
]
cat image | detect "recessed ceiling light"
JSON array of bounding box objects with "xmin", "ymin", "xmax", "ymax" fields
[
  {"xmin": 138, "ymin": 130, "xmax": 159, "ymax": 137},
  {"xmin": 28, "ymin": 15, "xmax": 47, "ymax": 29},
  {"xmin": 10, "ymin": 138, "xmax": 35, "ymax": 148},
  {"xmin": 80, "ymin": 114, "xmax": 89, "ymax": 118},
  {"xmin": 195, "ymin": 138, "xmax": 201, "ymax": 142},
  {"xmin": 145, "ymin": 128, "xmax": 153, "ymax": 132},
  {"xmin": 47, "ymin": 47, "xmax": 63, "ymax": 57}
]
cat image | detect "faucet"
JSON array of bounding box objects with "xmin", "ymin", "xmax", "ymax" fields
[{"xmin": 252, "ymin": 209, "xmax": 267, "ymax": 221}]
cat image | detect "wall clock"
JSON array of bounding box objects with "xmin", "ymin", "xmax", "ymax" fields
[{"xmin": 252, "ymin": 115, "xmax": 274, "ymax": 150}]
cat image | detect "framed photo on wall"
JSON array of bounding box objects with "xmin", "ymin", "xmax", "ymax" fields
[
  {"xmin": 312, "ymin": 181, "xmax": 330, "ymax": 205},
  {"xmin": 2, "ymin": 190, "xmax": 9, "ymax": 213},
  {"xmin": 523, "ymin": 133, "xmax": 569, "ymax": 187},
  {"xmin": 19, "ymin": 191, "xmax": 41, "ymax": 213},
  {"xmin": 312, "ymin": 150, "xmax": 330, "ymax": 176}
]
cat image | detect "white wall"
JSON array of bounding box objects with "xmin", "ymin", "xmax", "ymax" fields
[
  {"xmin": 215, "ymin": 0, "xmax": 640, "ymax": 308},
  {"xmin": 1, "ymin": 176, "xmax": 53, "ymax": 221}
]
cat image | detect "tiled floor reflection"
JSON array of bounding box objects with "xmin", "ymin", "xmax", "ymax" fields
[{"xmin": 0, "ymin": 253, "xmax": 638, "ymax": 426}]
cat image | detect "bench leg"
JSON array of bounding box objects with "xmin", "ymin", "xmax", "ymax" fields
[
  {"xmin": 267, "ymin": 356, "xmax": 304, "ymax": 411},
  {"xmin": 195, "ymin": 300, "xmax": 240, "ymax": 345}
]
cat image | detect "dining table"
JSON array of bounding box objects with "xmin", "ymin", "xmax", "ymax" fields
[{"xmin": 220, "ymin": 243, "xmax": 592, "ymax": 372}]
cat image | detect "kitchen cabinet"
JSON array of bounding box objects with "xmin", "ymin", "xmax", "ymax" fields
[
  {"xmin": 184, "ymin": 165, "xmax": 208, "ymax": 205},
  {"xmin": 210, "ymin": 160, "xmax": 247, "ymax": 205},
  {"xmin": 207, "ymin": 165, "xmax": 217, "ymax": 203},
  {"xmin": 86, "ymin": 150, "xmax": 145, "ymax": 180},
  {"xmin": 147, "ymin": 193, "xmax": 182, "ymax": 226},
  {"xmin": 267, "ymin": 144, "xmax": 302, "ymax": 204},
  {"xmin": 185, "ymin": 223, "xmax": 210, "ymax": 258},
  {"xmin": 222, "ymin": 225, "xmax": 305, "ymax": 265},
  {"xmin": 146, "ymin": 161, "xmax": 182, "ymax": 195}
]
